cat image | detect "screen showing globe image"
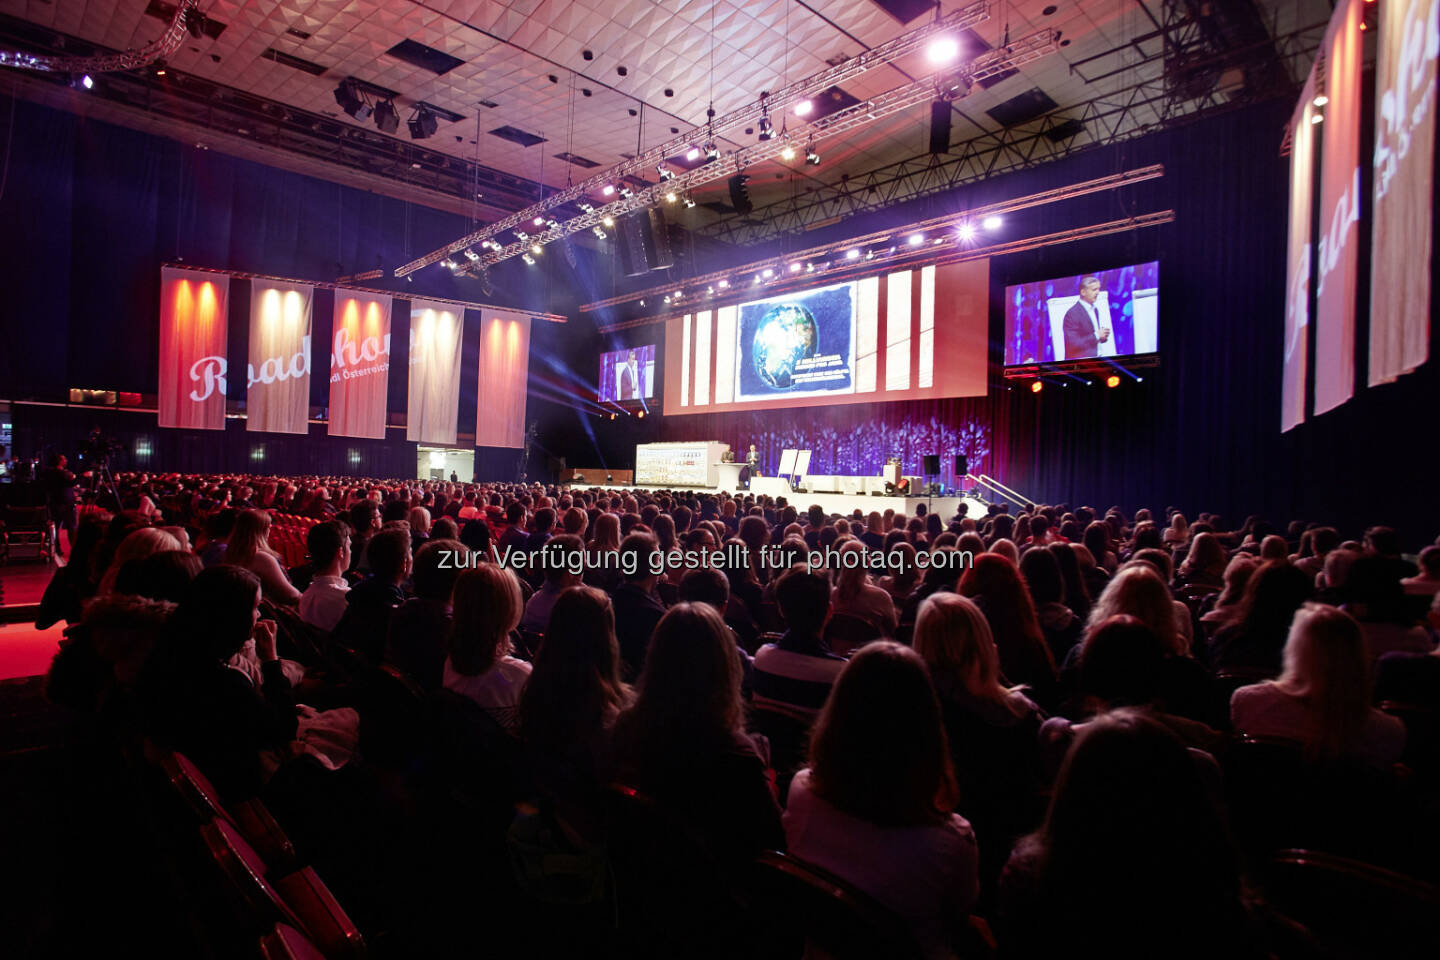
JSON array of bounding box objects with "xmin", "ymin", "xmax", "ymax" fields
[{"xmin": 735, "ymin": 281, "xmax": 856, "ymax": 402}]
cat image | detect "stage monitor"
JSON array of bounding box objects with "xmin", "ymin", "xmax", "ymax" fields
[
  {"xmin": 665, "ymin": 259, "xmax": 989, "ymax": 415},
  {"xmin": 600, "ymin": 343, "xmax": 656, "ymax": 402},
  {"xmin": 1003, "ymin": 261, "xmax": 1160, "ymax": 366}
]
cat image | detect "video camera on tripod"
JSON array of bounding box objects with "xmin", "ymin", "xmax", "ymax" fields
[{"xmin": 80, "ymin": 429, "xmax": 124, "ymax": 467}]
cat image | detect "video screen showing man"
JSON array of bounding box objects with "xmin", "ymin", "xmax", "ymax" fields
[
  {"xmin": 1063, "ymin": 275, "xmax": 1111, "ymax": 358},
  {"xmin": 600, "ymin": 344, "xmax": 656, "ymax": 402}
]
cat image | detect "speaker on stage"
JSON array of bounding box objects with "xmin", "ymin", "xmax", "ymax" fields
[
  {"xmin": 955, "ymin": 454, "xmax": 968, "ymax": 476},
  {"xmin": 922, "ymin": 454, "xmax": 941, "ymax": 476}
]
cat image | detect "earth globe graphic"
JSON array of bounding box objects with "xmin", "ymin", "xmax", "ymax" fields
[{"xmin": 751, "ymin": 302, "xmax": 819, "ymax": 390}]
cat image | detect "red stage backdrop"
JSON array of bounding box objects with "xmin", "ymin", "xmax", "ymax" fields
[
  {"xmin": 475, "ymin": 311, "xmax": 532, "ymax": 449},
  {"xmin": 1313, "ymin": 0, "xmax": 1364, "ymax": 416},
  {"xmin": 1282, "ymin": 74, "xmax": 1318, "ymax": 433},
  {"xmin": 246, "ymin": 280, "xmax": 314, "ymax": 434},
  {"xmin": 1370, "ymin": 0, "xmax": 1438, "ymax": 386},
  {"xmin": 328, "ymin": 289, "xmax": 392, "ymax": 439},
  {"xmin": 665, "ymin": 259, "xmax": 989, "ymax": 415},
  {"xmin": 158, "ymin": 267, "xmax": 230, "ymax": 430},
  {"xmin": 407, "ymin": 300, "xmax": 464, "ymax": 444}
]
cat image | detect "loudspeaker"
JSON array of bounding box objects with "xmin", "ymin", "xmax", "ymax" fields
[
  {"xmin": 955, "ymin": 454, "xmax": 968, "ymax": 476},
  {"xmin": 728, "ymin": 174, "xmax": 753, "ymax": 216},
  {"xmin": 616, "ymin": 209, "xmax": 675, "ymax": 276},
  {"xmin": 928, "ymin": 98, "xmax": 952, "ymax": 155},
  {"xmin": 922, "ymin": 454, "xmax": 941, "ymax": 475},
  {"xmin": 644, "ymin": 208, "xmax": 673, "ymax": 270}
]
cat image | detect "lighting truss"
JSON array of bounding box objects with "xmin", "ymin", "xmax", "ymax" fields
[
  {"xmin": 399, "ymin": 25, "xmax": 1056, "ymax": 276},
  {"xmin": 592, "ymin": 210, "xmax": 1176, "ymax": 333},
  {"xmin": 580, "ymin": 165, "xmax": 1162, "ymax": 316},
  {"xmin": 0, "ymin": 0, "xmax": 200, "ymax": 73},
  {"xmin": 393, "ymin": 1, "xmax": 999, "ymax": 277}
]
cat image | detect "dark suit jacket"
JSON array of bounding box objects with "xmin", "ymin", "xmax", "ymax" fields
[{"xmin": 1062, "ymin": 301, "xmax": 1099, "ymax": 358}]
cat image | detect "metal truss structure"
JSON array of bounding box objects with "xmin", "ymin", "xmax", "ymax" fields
[
  {"xmin": 394, "ymin": 2, "xmax": 1026, "ymax": 276},
  {"xmin": 698, "ymin": 9, "xmax": 1328, "ymax": 247},
  {"xmin": 0, "ymin": 0, "xmax": 198, "ymax": 74}
]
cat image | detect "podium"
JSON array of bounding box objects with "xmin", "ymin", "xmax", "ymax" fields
[{"xmin": 714, "ymin": 461, "xmax": 746, "ymax": 491}]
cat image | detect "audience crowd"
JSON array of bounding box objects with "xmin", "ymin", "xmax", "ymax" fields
[{"xmin": 31, "ymin": 469, "xmax": 1440, "ymax": 958}]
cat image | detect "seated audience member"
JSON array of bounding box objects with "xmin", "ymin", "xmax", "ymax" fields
[
  {"xmin": 1019, "ymin": 548, "xmax": 1082, "ymax": 664},
  {"xmin": 1162, "ymin": 512, "xmax": 1190, "ymax": 548},
  {"xmin": 784, "ymin": 642, "xmax": 978, "ymax": 959},
  {"xmin": 1047, "ymin": 542, "xmax": 1092, "ymax": 624},
  {"xmin": 610, "ymin": 532, "xmax": 667, "ymax": 680},
  {"xmin": 526, "ymin": 507, "xmax": 556, "ymax": 553},
  {"xmin": 879, "ymin": 542, "xmax": 921, "ymax": 604},
  {"xmin": 1293, "ymin": 526, "xmax": 1341, "ymax": 578},
  {"xmin": 679, "ymin": 566, "xmax": 756, "ymax": 693},
  {"xmin": 958, "ymin": 554, "xmax": 1058, "ymax": 703},
  {"xmin": 37, "ymin": 515, "xmax": 106, "ymax": 628},
  {"xmin": 331, "ymin": 527, "xmax": 411, "ymax": 664},
  {"xmin": 407, "ymin": 506, "xmax": 432, "ymax": 553},
  {"xmin": 520, "ymin": 534, "xmax": 584, "ymax": 633},
  {"xmin": 1125, "ymin": 548, "xmax": 1195, "ymax": 646},
  {"xmin": 1082, "ymin": 521, "xmax": 1119, "ymax": 576},
  {"xmin": 517, "ymin": 586, "xmax": 631, "ymax": 838},
  {"xmin": 1201, "ymin": 555, "xmax": 1258, "ymax": 625},
  {"xmin": 1401, "ymin": 545, "xmax": 1440, "ymax": 598},
  {"xmin": 347, "ymin": 501, "xmax": 382, "ymax": 574},
  {"xmin": 753, "ymin": 568, "xmax": 847, "ymax": 721},
  {"xmin": 431, "ymin": 516, "xmax": 459, "ymax": 543},
  {"xmin": 385, "ymin": 538, "xmax": 464, "ymax": 689},
  {"xmin": 137, "ymin": 566, "xmax": 298, "ymax": 800},
  {"xmin": 1374, "ymin": 593, "xmax": 1440, "ymax": 703},
  {"xmin": 988, "ymin": 538, "xmax": 1020, "ymax": 567},
  {"xmin": 197, "ymin": 508, "xmax": 238, "ymax": 568},
  {"xmin": 97, "ymin": 527, "xmax": 184, "ymax": 596},
  {"xmin": 1176, "ymin": 532, "xmax": 1227, "ymax": 591},
  {"xmin": 113, "ymin": 550, "xmax": 203, "ymax": 605},
  {"xmin": 1231, "ymin": 603, "xmax": 1406, "ymax": 769},
  {"xmin": 830, "ymin": 540, "xmax": 899, "ymax": 637},
  {"xmin": 1043, "ymin": 616, "xmax": 1222, "ymax": 779},
  {"xmin": 1206, "ymin": 561, "xmax": 1313, "ymax": 675},
  {"xmin": 1364, "ymin": 525, "xmax": 1419, "ymax": 582},
  {"xmin": 998, "ymin": 709, "xmax": 1260, "ymax": 960},
  {"xmin": 913, "ymin": 593, "xmax": 1044, "ymax": 900},
  {"xmin": 444, "ymin": 563, "xmax": 530, "ymax": 732},
  {"xmin": 298, "ymin": 520, "xmax": 351, "ymax": 633},
  {"xmin": 1341, "ymin": 554, "xmax": 1434, "ymax": 658},
  {"xmin": 220, "ymin": 509, "xmax": 300, "ymax": 605},
  {"xmin": 611, "ymin": 603, "xmax": 784, "ymax": 869},
  {"xmin": 496, "ymin": 502, "xmax": 530, "ymax": 556}
]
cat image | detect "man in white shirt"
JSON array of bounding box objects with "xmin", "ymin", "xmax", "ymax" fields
[
  {"xmin": 1061, "ymin": 275, "xmax": 1111, "ymax": 359},
  {"xmin": 299, "ymin": 520, "xmax": 351, "ymax": 632}
]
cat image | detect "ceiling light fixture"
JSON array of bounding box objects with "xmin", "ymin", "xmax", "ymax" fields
[
  {"xmin": 927, "ymin": 36, "xmax": 960, "ymax": 64},
  {"xmin": 982, "ymin": 215, "xmax": 1003, "ymax": 230}
]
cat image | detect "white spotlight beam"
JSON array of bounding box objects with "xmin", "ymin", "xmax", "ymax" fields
[{"xmin": 394, "ymin": 2, "xmax": 997, "ymax": 278}]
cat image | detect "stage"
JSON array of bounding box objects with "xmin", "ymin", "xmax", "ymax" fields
[{"xmin": 579, "ymin": 480, "xmax": 987, "ymax": 522}]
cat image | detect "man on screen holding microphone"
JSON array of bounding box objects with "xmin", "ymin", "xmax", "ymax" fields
[{"xmin": 1062, "ymin": 275, "xmax": 1111, "ymax": 359}]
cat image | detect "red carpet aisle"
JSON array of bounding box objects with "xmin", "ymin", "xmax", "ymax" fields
[{"xmin": 0, "ymin": 562, "xmax": 62, "ymax": 680}]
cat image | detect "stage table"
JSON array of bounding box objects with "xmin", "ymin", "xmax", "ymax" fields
[{"xmin": 714, "ymin": 462, "xmax": 746, "ymax": 491}]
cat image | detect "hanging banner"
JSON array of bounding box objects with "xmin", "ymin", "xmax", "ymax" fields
[
  {"xmin": 1313, "ymin": 0, "xmax": 1364, "ymax": 416},
  {"xmin": 475, "ymin": 312, "xmax": 531, "ymax": 449},
  {"xmin": 1281, "ymin": 74, "xmax": 1318, "ymax": 434},
  {"xmin": 328, "ymin": 289, "xmax": 393, "ymax": 439},
  {"xmin": 407, "ymin": 300, "xmax": 464, "ymax": 444},
  {"xmin": 246, "ymin": 280, "xmax": 314, "ymax": 434},
  {"xmin": 158, "ymin": 267, "xmax": 230, "ymax": 430},
  {"xmin": 1370, "ymin": 0, "xmax": 1438, "ymax": 386}
]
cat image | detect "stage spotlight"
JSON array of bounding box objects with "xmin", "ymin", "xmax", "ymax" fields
[
  {"xmin": 463, "ymin": 248, "xmax": 480, "ymax": 261},
  {"xmin": 864, "ymin": 249, "xmax": 874, "ymax": 260},
  {"xmin": 789, "ymin": 263, "xmax": 802, "ymax": 272},
  {"xmin": 637, "ymin": 410, "xmax": 646, "ymax": 419},
  {"xmin": 958, "ymin": 223, "xmax": 975, "ymax": 241},
  {"xmin": 663, "ymin": 295, "xmax": 671, "ymax": 303},
  {"xmin": 804, "ymin": 145, "xmax": 820, "ymax": 165},
  {"xmin": 982, "ymin": 215, "xmax": 1003, "ymax": 230},
  {"xmin": 602, "ymin": 216, "xmax": 615, "ymax": 227},
  {"xmin": 794, "ymin": 99, "xmax": 813, "ymax": 116},
  {"xmin": 546, "ymin": 219, "xmax": 560, "ymax": 231},
  {"xmin": 334, "ymin": 79, "xmax": 369, "ymax": 119},
  {"xmin": 72, "ymin": 74, "xmax": 94, "ymax": 90},
  {"xmin": 806, "ymin": 263, "xmax": 814, "ymax": 272},
  {"xmin": 579, "ymin": 202, "xmax": 595, "ymax": 213},
  {"xmin": 408, "ymin": 104, "xmax": 438, "ymax": 139},
  {"xmin": 1031, "ymin": 380, "xmax": 1043, "ymax": 393},
  {"xmin": 516, "ymin": 230, "xmax": 530, "ymax": 242},
  {"xmin": 683, "ymin": 194, "xmax": 696, "ymax": 208},
  {"xmin": 1106, "ymin": 375, "xmax": 1120, "ymax": 388},
  {"xmin": 685, "ymin": 146, "xmax": 702, "ymax": 162},
  {"xmin": 758, "ymin": 116, "xmax": 774, "ymax": 140},
  {"xmin": 665, "ymin": 190, "xmax": 678, "ymax": 203},
  {"xmin": 753, "ymin": 275, "xmax": 762, "ymax": 285},
  {"xmin": 718, "ymin": 279, "xmax": 729, "ymax": 288},
  {"xmin": 707, "ymin": 286, "xmax": 715, "ymax": 294},
  {"xmin": 155, "ymin": 62, "xmax": 168, "ymax": 77},
  {"xmin": 908, "ymin": 233, "xmax": 924, "ymax": 246},
  {"xmin": 533, "ymin": 216, "xmax": 545, "ymax": 226},
  {"xmin": 592, "ymin": 226, "xmax": 607, "ymax": 239},
  {"xmin": 522, "ymin": 254, "xmax": 536, "ymax": 265},
  {"xmin": 602, "ymin": 184, "xmax": 616, "ymax": 196},
  {"xmin": 927, "ymin": 36, "xmax": 960, "ymax": 64},
  {"xmin": 618, "ymin": 185, "xmax": 633, "ymax": 198},
  {"xmin": 440, "ymin": 257, "xmax": 458, "ymax": 271},
  {"xmin": 184, "ymin": 8, "xmax": 207, "ymax": 39},
  {"xmin": 762, "ymin": 268, "xmax": 774, "ymax": 278},
  {"xmin": 1309, "ymin": 113, "xmax": 1324, "ymax": 125},
  {"xmin": 1312, "ymin": 95, "xmax": 1329, "ymax": 107},
  {"xmin": 609, "ymin": 413, "xmax": 616, "ymax": 420},
  {"xmin": 530, "ymin": 244, "xmax": 542, "ymax": 254},
  {"xmin": 373, "ymin": 99, "xmax": 399, "ymax": 134},
  {"xmin": 845, "ymin": 249, "xmax": 860, "ymax": 260},
  {"xmin": 780, "ymin": 144, "xmax": 797, "ymax": 161},
  {"xmin": 704, "ymin": 142, "xmax": 720, "ymax": 161},
  {"xmin": 658, "ymin": 163, "xmax": 675, "ymax": 180}
]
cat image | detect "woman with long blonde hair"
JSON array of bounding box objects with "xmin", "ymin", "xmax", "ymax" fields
[
  {"xmin": 222, "ymin": 509, "xmax": 300, "ymax": 604},
  {"xmin": 1230, "ymin": 603, "xmax": 1405, "ymax": 767},
  {"xmin": 1085, "ymin": 565, "xmax": 1181, "ymax": 656},
  {"xmin": 445, "ymin": 563, "xmax": 529, "ymax": 732},
  {"xmin": 97, "ymin": 527, "xmax": 183, "ymax": 595}
]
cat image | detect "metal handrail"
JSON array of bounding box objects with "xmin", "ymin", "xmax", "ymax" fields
[{"xmin": 971, "ymin": 473, "xmax": 1036, "ymax": 508}]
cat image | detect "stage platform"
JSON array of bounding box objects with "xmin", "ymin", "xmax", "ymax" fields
[{"xmin": 580, "ymin": 482, "xmax": 987, "ymax": 522}]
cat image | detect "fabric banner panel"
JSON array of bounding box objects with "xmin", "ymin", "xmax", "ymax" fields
[
  {"xmin": 407, "ymin": 300, "xmax": 464, "ymax": 444},
  {"xmin": 1313, "ymin": 0, "xmax": 1364, "ymax": 416},
  {"xmin": 158, "ymin": 267, "xmax": 230, "ymax": 430},
  {"xmin": 1282, "ymin": 75, "xmax": 1318, "ymax": 433},
  {"xmin": 328, "ymin": 289, "xmax": 393, "ymax": 439},
  {"xmin": 1370, "ymin": 0, "xmax": 1438, "ymax": 386},
  {"xmin": 475, "ymin": 312, "xmax": 531, "ymax": 448},
  {"xmin": 246, "ymin": 280, "xmax": 313, "ymax": 434}
]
